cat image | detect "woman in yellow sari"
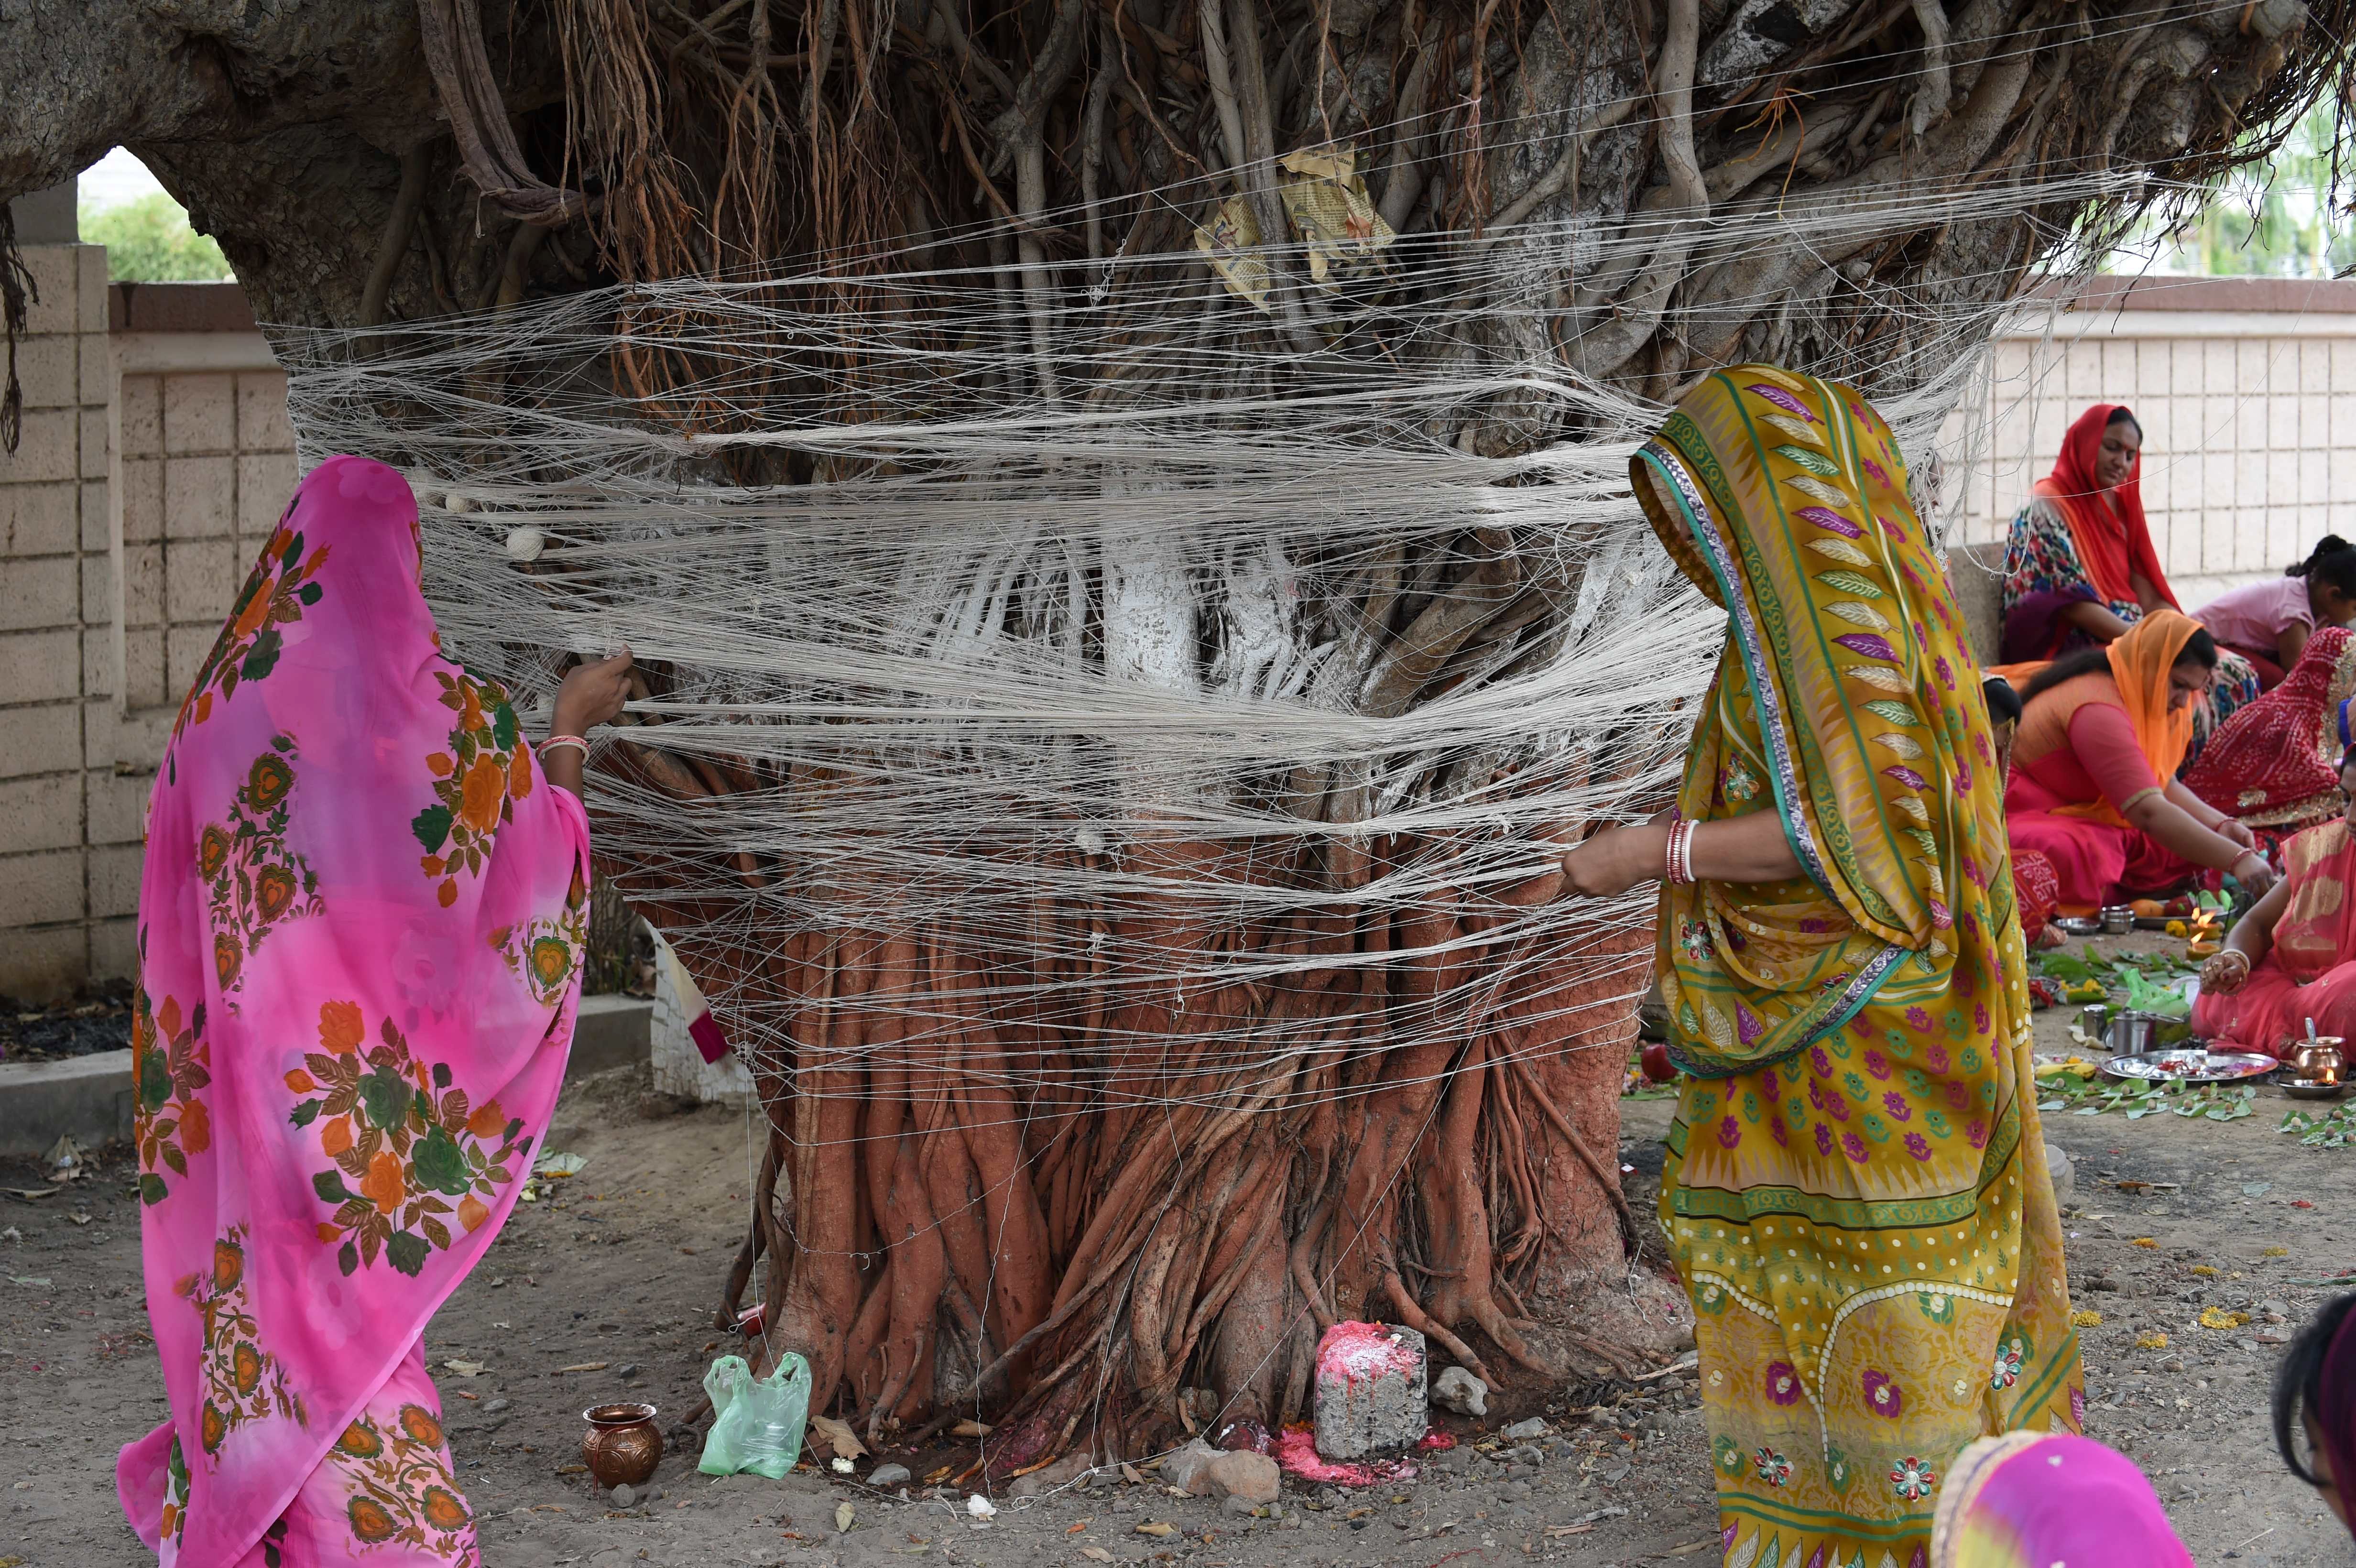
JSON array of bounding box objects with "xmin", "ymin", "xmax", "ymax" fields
[{"xmin": 1560, "ymin": 369, "xmax": 2083, "ymax": 1568}]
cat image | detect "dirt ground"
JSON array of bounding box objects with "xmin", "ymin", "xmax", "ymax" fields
[{"xmin": 10, "ymin": 939, "xmax": 2356, "ymax": 1568}]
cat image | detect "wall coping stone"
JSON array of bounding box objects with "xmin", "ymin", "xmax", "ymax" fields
[{"xmin": 108, "ymin": 280, "xmax": 257, "ymax": 335}]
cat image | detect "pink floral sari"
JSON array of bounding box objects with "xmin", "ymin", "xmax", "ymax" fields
[
  {"xmin": 116, "ymin": 456, "xmax": 590, "ymax": 1564},
  {"xmin": 2192, "ymin": 817, "xmax": 2356, "ymax": 1059}
]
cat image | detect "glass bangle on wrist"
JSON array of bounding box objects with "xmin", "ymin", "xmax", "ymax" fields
[
  {"xmin": 1665, "ymin": 818, "xmax": 1698, "ymax": 885},
  {"xmin": 541, "ymin": 733, "xmax": 590, "ymax": 758}
]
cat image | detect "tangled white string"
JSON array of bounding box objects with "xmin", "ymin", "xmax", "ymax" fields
[{"xmin": 271, "ymin": 147, "xmax": 2134, "ymax": 1133}]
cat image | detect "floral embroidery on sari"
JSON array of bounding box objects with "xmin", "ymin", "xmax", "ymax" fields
[
  {"xmin": 175, "ymin": 511, "xmax": 331, "ymax": 737},
  {"xmin": 327, "ymin": 1405, "xmax": 479, "ymax": 1560},
  {"xmin": 291, "ymin": 1002, "xmax": 534, "ymax": 1278},
  {"xmin": 411, "ymin": 671, "xmax": 533, "ymax": 908},
  {"xmin": 201, "ymin": 738, "xmax": 323, "ymax": 998},
  {"xmin": 179, "ymin": 1227, "xmax": 306, "ymax": 1456},
  {"xmin": 491, "ymin": 865, "xmax": 589, "ymax": 1008},
  {"xmin": 159, "ymin": 1435, "xmax": 190, "ymax": 1546},
  {"xmin": 133, "ymin": 988, "xmax": 212, "ymax": 1207}
]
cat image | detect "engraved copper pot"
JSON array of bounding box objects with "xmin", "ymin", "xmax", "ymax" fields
[{"xmin": 582, "ymin": 1402, "xmax": 662, "ymax": 1488}]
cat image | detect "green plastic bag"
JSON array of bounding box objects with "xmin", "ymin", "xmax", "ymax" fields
[{"xmin": 698, "ymin": 1351, "xmax": 811, "ymax": 1479}]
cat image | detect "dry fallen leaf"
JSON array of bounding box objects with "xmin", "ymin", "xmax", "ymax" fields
[
  {"xmin": 1121, "ymin": 1463, "xmax": 1145, "ymax": 1485},
  {"xmin": 951, "ymin": 1419, "xmax": 993, "ymax": 1438},
  {"xmin": 837, "ymin": 1502, "xmax": 856, "ymax": 1533},
  {"xmin": 1545, "ymin": 1525, "xmax": 1593, "ymax": 1538},
  {"xmin": 1081, "ymin": 1549, "xmax": 1114, "ymax": 1562},
  {"xmin": 1134, "ymin": 1522, "xmax": 1175, "ymax": 1537},
  {"xmin": 443, "ymin": 1359, "xmax": 487, "ymax": 1377},
  {"xmin": 924, "ymin": 1466, "xmax": 955, "ymax": 1486},
  {"xmin": 1065, "ymin": 1523, "xmax": 1089, "ymax": 1535},
  {"xmin": 557, "ymin": 1361, "xmax": 609, "ymax": 1373},
  {"xmin": 809, "ymin": 1414, "xmax": 869, "ymax": 1460},
  {"xmin": 2131, "ymin": 1238, "xmax": 2158, "ymax": 1248}
]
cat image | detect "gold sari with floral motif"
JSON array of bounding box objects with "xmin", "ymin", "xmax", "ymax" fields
[{"xmin": 1633, "ymin": 369, "xmax": 2082, "ymax": 1568}]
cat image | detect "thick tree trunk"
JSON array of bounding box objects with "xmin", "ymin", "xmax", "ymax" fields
[{"xmin": 7, "ymin": 0, "xmax": 2345, "ymax": 1464}]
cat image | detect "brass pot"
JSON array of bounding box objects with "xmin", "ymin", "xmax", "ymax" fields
[
  {"xmin": 2287, "ymin": 1037, "xmax": 2347, "ymax": 1085},
  {"xmin": 582, "ymin": 1402, "xmax": 662, "ymax": 1488}
]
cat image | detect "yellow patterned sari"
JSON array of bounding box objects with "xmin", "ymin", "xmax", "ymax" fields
[{"xmin": 1632, "ymin": 369, "xmax": 2082, "ymax": 1568}]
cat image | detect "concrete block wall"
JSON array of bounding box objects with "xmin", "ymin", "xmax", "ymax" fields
[
  {"xmin": 0, "ymin": 241, "xmax": 128, "ymax": 999},
  {"xmin": 117, "ymin": 366, "xmax": 296, "ymax": 712},
  {"xmin": 0, "ymin": 257, "xmax": 284, "ymax": 1001}
]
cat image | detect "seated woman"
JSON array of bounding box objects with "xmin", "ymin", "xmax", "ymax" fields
[
  {"xmin": 2000, "ymin": 403, "xmax": 2258, "ymax": 737},
  {"xmin": 2193, "ymin": 534, "xmax": 2356, "ymax": 688},
  {"xmin": 2183, "ymin": 624, "xmax": 2356, "ymax": 854},
  {"xmin": 2005, "ymin": 610, "xmax": 2277, "ymax": 915},
  {"xmin": 2193, "ymin": 750, "xmax": 2356, "ymax": 1057}
]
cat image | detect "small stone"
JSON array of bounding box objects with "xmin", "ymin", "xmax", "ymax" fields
[
  {"xmin": 1504, "ymin": 1481, "xmax": 1531, "ymax": 1501},
  {"xmin": 617, "ymin": 1363, "xmax": 640, "ymax": 1380},
  {"xmin": 484, "ymin": 1399, "xmax": 511, "ymax": 1414},
  {"xmin": 1202, "ymin": 1450, "xmax": 1280, "ymax": 1504},
  {"xmin": 2258, "ymin": 1300, "xmax": 2290, "ymax": 1322},
  {"xmin": 1222, "ymin": 1495, "xmax": 1260, "ymax": 1518},
  {"xmin": 1432, "ymin": 1366, "xmax": 1487, "ymax": 1418},
  {"xmin": 1499, "ymin": 1418, "xmax": 1548, "ymax": 1442},
  {"xmin": 1161, "ymin": 1438, "xmax": 1223, "ymax": 1496},
  {"xmin": 611, "ymin": 1483, "xmax": 637, "ymax": 1508},
  {"xmin": 1603, "ymin": 1462, "xmax": 1632, "ymax": 1483},
  {"xmin": 1316, "ymin": 1488, "xmax": 1342, "ymax": 1511},
  {"xmin": 1349, "ymin": 1517, "xmax": 1371, "ymax": 1531},
  {"xmin": 1584, "ymin": 1407, "xmax": 1614, "ymax": 1426},
  {"xmin": 2161, "ymin": 1358, "xmax": 2185, "ymax": 1373},
  {"xmin": 869, "ymin": 1464, "xmax": 913, "ymax": 1488},
  {"xmin": 2045, "ymin": 1142, "xmax": 2074, "ymax": 1207}
]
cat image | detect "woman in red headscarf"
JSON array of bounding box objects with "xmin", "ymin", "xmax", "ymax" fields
[
  {"xmin": 1999, "ymin": 403, "xmax": 2259, "ymax": 742},
  {"xmin": 1999, "ymin": 405, "xmax": 2171, "ymax": 662}
]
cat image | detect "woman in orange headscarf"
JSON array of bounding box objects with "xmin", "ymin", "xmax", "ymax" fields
[
  {"xmin": 2004, "ymin": 610, "xmax": 2277, "ymax": 914},
  {"xmin": 1999, "ymin": 404, "xmax": 2258, "ymax": 740}
]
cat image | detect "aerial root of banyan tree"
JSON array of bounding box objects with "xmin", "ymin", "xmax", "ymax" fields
[{"xmin": 598, "ymin": 726, "xmax": 1671, "ymax": 1473}]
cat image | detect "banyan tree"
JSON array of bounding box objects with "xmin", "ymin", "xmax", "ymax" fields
[{"xmin": 4, "ymin": 0, "xmax": 2347, "ymax": 1473}]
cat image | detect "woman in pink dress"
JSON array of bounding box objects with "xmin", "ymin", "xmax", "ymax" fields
[
  {"xmin": 116, "ymin": 455, "xmax": 633, "ymax": 1564},
  {"xmin": 2193, "ymin": 535, "xmax": 2356, "ymax": 689},
  {"xmin": 2194, "ymin": 749, "xmax": 2356, "ymax": 1059}
]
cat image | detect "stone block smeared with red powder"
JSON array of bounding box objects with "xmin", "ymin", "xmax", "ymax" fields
[{"xmin": 1311, "ymin": 1321, "xmax": 1428, "ymax": 1461}]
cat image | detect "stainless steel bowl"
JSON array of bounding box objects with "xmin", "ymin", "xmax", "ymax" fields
[
  {"xmin": 2077, "ymin": 1002, "xmax": 2114, "ymax": 1041},
  {"xmin": 2055, "ymin": 915, "xmax": 2103, "ymax": 937},
  {"xmin": 2099, "ymin": 905, "xmax": 2135, "ymax": 936}
]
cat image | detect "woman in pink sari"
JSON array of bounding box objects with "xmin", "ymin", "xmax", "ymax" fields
[
  {"xmin": 116, "ymin": 456, "xmax": 632, "ymax": 1564},
  {"xmin": 2193, "ymin": 749, "xmax": 2356, "ymax": 1059}
]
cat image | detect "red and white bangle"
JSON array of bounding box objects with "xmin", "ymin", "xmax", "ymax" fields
[
  {"xmin": 540, "ymin": 733, "xmax": 590, "ymax": 759},
  {"xmin": 1665, "ymin": 818, "xmax": 1698, "ymax": 886}
]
